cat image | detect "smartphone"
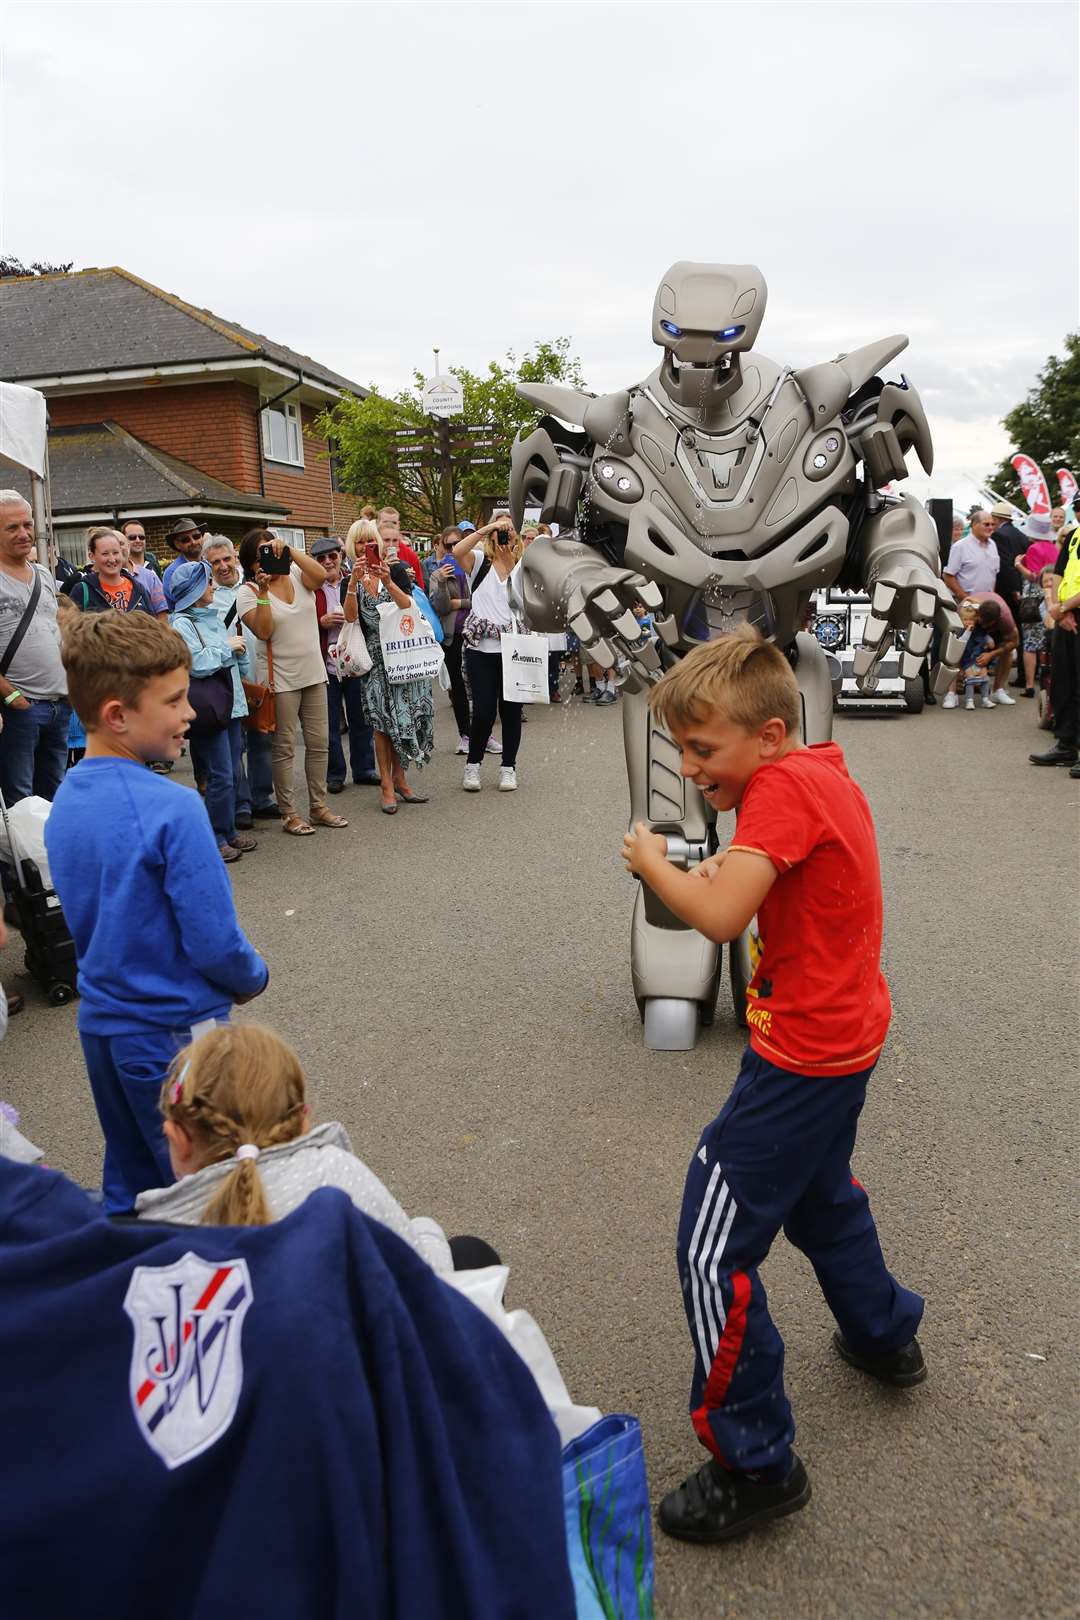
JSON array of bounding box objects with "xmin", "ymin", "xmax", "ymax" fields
[
  {"xmin": 364, "ymin": 541, "xmax": 381, "ymax": 569},
  {"xmin": 258, "ymin": 543, "xmax": 291, "ymax": 576}
]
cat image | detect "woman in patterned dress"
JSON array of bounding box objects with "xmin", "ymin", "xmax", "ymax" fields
[{"xmin": 343, "ymin": 525, "xmax": 433, "ymax": 814}]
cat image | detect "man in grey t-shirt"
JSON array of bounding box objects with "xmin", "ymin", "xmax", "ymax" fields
[{"xmin": 0, "ymin": 491, "xmax": 71, "ymax": 805}]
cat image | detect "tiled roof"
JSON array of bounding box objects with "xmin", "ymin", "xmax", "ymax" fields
[
  {"xmin": 2, "ymin": 422, "xmax": 286, "ymax": 518},
  {"xmin": 0, "ymin": 267, "xmax": 364, "ymax": 395}
]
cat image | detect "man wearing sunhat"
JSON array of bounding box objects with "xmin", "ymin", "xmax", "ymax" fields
[{"xmin": 161, "ymin": 518, "xmax": 208, "ymax": 610}]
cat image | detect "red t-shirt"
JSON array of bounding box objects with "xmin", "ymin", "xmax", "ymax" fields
[{"xmin": 730, "ymin": 742, "xmax": 891, "ymax": 1076}]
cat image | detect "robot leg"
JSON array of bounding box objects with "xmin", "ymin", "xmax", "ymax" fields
[
  {"xmin": 622, "ymin": 684, "xmax": 720, "ymax": 1051},
  {"xmin": 729, "ymin": 632, "xmax": 836, "ymax": 1027}
]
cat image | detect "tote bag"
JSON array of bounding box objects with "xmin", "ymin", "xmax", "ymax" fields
[
  {"xmin": 561, "ymin": 1415, "xmax": 655, "ymax": 1619},
  {"xmin": 377, "ymin": 601, "xmax": 444, "ymax": 684},
  {"xmin": 330, "ymin": 617, "xmax": 373, "ymax": 679},
  {"xmin": 501, "ymin": 628, "xmax": 550, "ymax": 704},
  {"xmin": 185, "ymin": 622, "xmax": 234, "ymax": 737}
]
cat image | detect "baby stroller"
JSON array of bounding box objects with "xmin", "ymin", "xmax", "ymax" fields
[{"xmin": 0, "ymin": 789, "xmax": 77, "ymax": 1006}]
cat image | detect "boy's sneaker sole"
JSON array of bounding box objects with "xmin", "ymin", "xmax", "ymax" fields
[
  {"xmin": 658, "ymin": 1455, "xmax": 810, "ymax": 1544},
  {"xmin": 833, "ymin": 1331, "xmax": 927, "ymax": 1387}
]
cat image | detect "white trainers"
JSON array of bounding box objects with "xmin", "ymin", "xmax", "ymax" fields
[
  {"xmin": 980, "ymin": 694, "xmax": 995, "ymax": 709},
  {"xmin": 990, "ymin": 689, "xmax": 1016, "ymax": 705},
  {"xmin": 964, "ymin": 697, "xmax": 975, "ymax": 710},
  {"xmin": 462, "ymin": 763, "xmax": 481, "ymax": 792},
  {"xmin": 498, "ymin": 766, "xmax": 517, "ymax": 792},
  {"xmin": 484, "ymin": 735, "xmax": 502, "ymax": 755},
  {"xmin": 456, "ymin": 735, "xmax": 469, "ymax": 755},
  {"xmin": 942, "ymin": 692, "xmax": 959, "ymax": 709}
]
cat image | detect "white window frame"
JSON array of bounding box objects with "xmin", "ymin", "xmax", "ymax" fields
[
  {"xmin": 261, "ymin": 398, "xmax": 304, "ymax": 467},
  {"xmin": 270, "ymin": 526, "xmax": 307, "ymax": 551}
]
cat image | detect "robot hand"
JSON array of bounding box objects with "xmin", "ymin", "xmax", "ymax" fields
[
  {"xmin": 853, "ymin": 555, "xmax": 965, "ymax": 696},
  {"xmin": 521, "ymin": 537, "xmax": 676, "ymax": 691}
]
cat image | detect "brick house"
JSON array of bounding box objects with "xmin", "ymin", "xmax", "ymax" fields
[{"xmin": 0, "ymin": 267, "xmax": 365, "ymax": 564}]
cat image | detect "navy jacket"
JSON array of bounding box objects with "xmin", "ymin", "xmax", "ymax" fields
[{"xmin": 0, "ymin": 1163, "xmax": 575, "ymax": 1620}]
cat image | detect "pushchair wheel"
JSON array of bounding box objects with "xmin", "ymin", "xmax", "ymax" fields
[{"xmin": 48, "ymin": 983, "xmax": 75, "ymax": 1006}]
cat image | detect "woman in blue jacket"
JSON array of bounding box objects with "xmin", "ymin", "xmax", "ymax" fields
[{"xmin": 169, "ymin": 560, "xmax": 257, "ymax": 865}]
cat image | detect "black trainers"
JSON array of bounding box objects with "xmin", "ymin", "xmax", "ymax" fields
[
  {"xmin": 657, "ymin": 1454, "xmax": 810, "ymax": 1544},
  {"xmin": 833, "ymin": 1330, "xmax": 927, "ymax": 1387}
]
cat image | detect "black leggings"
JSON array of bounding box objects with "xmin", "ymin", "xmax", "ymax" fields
[
  {"xmin": 466, "ymin": 647, "xmax": 522, "ymax": 766},
  {"xmin": 443, "ymin": 635, "xmax": 471, "ymax": 738}
]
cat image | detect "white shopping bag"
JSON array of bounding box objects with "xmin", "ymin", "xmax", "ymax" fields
[
  {"xmin": 0, "ymin": 794, "xmax": 53, "ymax": 889},
  {"xmin": 329, "ymin": 617, "xmax": 372, "ymax": 679},
  {"xmin": 447, "ymin": 1265, "xmax": 602, "ymax": 1446},
  {"xmin": 377, "ymin": 602, "xmax": 444, "ymax": 684},
  {"xmin": 501, "ymin": 630, "xmax": 550, "ymax": 704}
]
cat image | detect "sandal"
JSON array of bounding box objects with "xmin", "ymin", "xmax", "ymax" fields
[
  {"xmin": 283, "ymin": 815, "xmax": 315, "ymax": 836},
  {"xmin": 394, "ymin": 788, "xmax": 429, "ymax": 804},
  {"xmin": 380, "ymin": 800, "xmax": 398, "ymax": 815},
  {"xmin": 311, "ymin": 810, "xmax": 349, "ymax": 829}
]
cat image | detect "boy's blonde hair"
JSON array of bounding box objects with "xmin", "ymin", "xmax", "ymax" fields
[
  {"xmin": 60, "ymin": 608, "xmax": 191, "ymax": 728},
  {"xmin": 648, "ymin": 624, "xmax": 800, "ymax": 736},
  {"xmin": 160, "ymin": 1024, "xmax": 307, "ymax": 1226},
  {"xmin": 345, "ymin": 517, "xmax": 380, "ymax": 562}
]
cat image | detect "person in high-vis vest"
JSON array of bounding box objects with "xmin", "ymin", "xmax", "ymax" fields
[{"xmin": 1030, "ymin": 522, "xmax": 1080, "ymax": 775}]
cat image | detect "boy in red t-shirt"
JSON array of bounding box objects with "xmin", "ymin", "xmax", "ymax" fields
[{"xmin": 623, "ymin": 626, "xmax": 924, "ymax": 1545}]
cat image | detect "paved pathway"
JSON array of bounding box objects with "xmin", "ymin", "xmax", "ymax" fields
[{"xmin": 2, "ymin": 686, "xmax": 1075, "ymax": 1619}]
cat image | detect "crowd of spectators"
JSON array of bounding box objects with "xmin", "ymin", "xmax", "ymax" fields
[{"xmin": 941, "ymin": 502, "xmax": 1080, "ymax": 778}]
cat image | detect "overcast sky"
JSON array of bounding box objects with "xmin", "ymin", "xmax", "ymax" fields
[{"xmin": 3, "ymin": 1, "xmax": 1077, "ymax": 504}]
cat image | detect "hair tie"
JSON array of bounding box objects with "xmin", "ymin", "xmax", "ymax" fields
[{"xmin": 235, "ymin": 1144, "xmax": 260, "ymax": 1162}]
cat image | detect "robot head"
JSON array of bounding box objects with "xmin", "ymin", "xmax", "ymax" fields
[{"xmin": 652, "ymin": 262, "xmax": 767, "ymax": 410}]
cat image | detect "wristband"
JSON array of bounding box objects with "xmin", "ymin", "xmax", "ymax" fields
[
  {"xmin": 4, "ymin": 689, "xmax": 23, "ymax": 706},
  {"xmin": 256, "ymin": 597, "xmax": 271, "ymax": 606}
]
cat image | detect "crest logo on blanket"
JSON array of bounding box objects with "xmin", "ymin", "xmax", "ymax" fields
[{"xmin": 123, "ymin": 1253, "xmax": 253, "ymax": 1469}]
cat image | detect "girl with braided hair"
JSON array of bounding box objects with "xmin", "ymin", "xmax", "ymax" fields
[{"xmin": 136, "ymin": 1024, "xmax": 455, "ymax": 1271}]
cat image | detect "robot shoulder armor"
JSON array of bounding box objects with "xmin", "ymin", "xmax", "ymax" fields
[{"xmin": 583, "ymin": 390, "xmax": 633, "ymax": 451}]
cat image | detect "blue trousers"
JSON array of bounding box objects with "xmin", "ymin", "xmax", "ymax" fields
[
  {"xmin": 243, "ymin": 725, "xmax": 276, "ymax": 812},
  {"xmin": 189, "ymin": 725, "xmax": 237, "ymax": 848},
  {"xmin": 677, "ymin": 1048, "xmax": 923, "ymax": 1478},
  {"xmin": 326, "ymin": 675, "xmax": 376, "ymax": 784},
  {"xmin": 80, "ymin": 1029, "xmax": 186, "ymax": 1213},
  {"xmin": 0, "ymin": 696, "xmax": 71, "ymax": 805}
]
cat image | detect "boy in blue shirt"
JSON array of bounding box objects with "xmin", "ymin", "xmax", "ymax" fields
[{"xmin": 46, "ymin": 610, "xmax": 268, "ymax": 1213}]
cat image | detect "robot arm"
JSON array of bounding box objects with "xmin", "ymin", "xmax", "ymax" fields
[
  {"xmin": 855, "ymin": 495, "xmax": 965, "ymax": 694},
  {"xmin": 517, "ymin": 535, "xmax": 671, "ymax": 689}
]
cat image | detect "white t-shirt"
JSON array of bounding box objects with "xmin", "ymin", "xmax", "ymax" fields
[
  {"xmin": 466, "ymin": 552, "xmax": 518, "ymax": 654},
  {"xmin": 236, "ymin": 564, "xmax": 327, "ymax": 692}
]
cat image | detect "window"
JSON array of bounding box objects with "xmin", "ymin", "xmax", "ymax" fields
[
  {"xmin": 261, "ymin": 399, "xmax": 304, "ymax": 467},
  {"xmin": 270, "ymin": 526, "xmax": 307, "ymax": 552}
]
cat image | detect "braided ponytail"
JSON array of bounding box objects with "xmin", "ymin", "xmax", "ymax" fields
[{"xmin": 160, "ymin": 1025, "xmax": 308, "ymax": 1227}]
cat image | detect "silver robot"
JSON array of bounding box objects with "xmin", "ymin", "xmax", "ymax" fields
[{"xmin": 509, "ymin": 261, "xmax": 964, "ymax": 1051}]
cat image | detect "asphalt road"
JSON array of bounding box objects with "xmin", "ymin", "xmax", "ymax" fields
[{"xmin": 2, "ymin": 684, "xmax": 1077, "ymax": 1619}]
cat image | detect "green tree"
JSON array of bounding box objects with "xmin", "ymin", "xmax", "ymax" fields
[
  {"xmin": 315, "ymin": 338, "xmax": 586, "ymax": 533},
  {"xmin": 987, "ymin": 333, "xmax": 1080, "ymax": 506},
  {"xmin": 0, "ymin": 256, "xmax": 74, "ymax": 279}
]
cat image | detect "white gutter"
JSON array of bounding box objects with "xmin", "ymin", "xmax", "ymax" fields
[
  {"xmin": 9, "ymin": 358, "xmax": 346, "ymax": 402},
  {"xmin": 54, "ymin": 502, "xmax": 290, "ymax": 525}
]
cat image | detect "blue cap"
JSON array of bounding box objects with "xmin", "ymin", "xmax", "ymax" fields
[
  {"xmin": 170, "ymin": 559, "xmax": 214, "ymax": 613},
  {"xmin": 458, "ymin": 520, "xmax": 476, "ymax": 533}
]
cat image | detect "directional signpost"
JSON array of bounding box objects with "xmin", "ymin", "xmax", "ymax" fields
[{"xmin": 391, "ymin": 352, "xmax": 508, "ymax": 525}]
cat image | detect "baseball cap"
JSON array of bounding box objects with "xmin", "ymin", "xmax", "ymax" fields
[{"xmin": 458, "ymin": 520, "xmax": 476, "ymax": 533}]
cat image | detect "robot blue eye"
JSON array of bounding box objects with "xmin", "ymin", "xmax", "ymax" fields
[
  {"xmin": 660, "ymin": 320, "xmax": 683, "ymax": 337},
  {"xmin": 715, "ymin": 325, "xmax": 744, "ymax": 341}
]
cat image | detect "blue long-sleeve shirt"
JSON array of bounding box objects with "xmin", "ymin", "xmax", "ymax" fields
[
  {"xmin": 170, "ymin": 604, "xmax": 251, "ymax": 719},
  {"xmin": 45, "ymin": 758, "xmax": 268, "ymax": 1034}
]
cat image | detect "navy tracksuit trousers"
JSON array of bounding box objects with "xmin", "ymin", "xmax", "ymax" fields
[{"xmin": 677, "ymin": 1047, "xmax": 923, "ymax": 1478}]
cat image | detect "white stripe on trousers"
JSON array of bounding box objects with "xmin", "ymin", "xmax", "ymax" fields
[{"xmin": 688, "ymin": 1164, "xmax": 740, "ymax": 1373}]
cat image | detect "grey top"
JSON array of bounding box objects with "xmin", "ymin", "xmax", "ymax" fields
[
  {"xmin": 0, "ymin": 564, "xmax": 66, "ymax": 699},
  {"xmin": 134, "ymin": 1120, "xmax": 453, "ymax": 1274}
]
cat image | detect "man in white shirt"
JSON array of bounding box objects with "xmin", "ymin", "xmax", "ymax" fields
[{"xmin": 943, "ymin": 511, "xmax": 999, "ymax": 600}]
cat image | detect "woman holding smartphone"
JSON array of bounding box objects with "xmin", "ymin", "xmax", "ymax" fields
[
  {"xmin": 235, "ymin": 530, "xmax": 347, "ymax": 837},
  {"xmin": 451, "ymin": 515, "xmax": 525, "ymax": 792},
  {"xmin": 343, "ymin": 521, "xmax": 434, "ymax": 814}
]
